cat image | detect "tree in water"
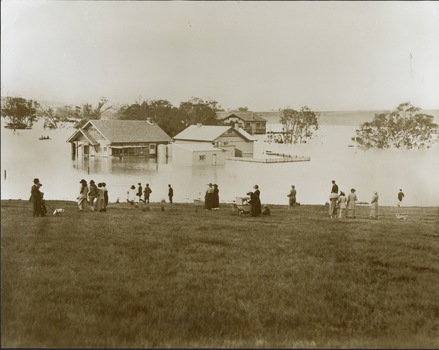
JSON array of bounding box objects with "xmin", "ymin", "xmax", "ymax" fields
[
  {"xmin": 279, "ymin": 106, "xmax": 319, "ymax": 144},
  {"xmin": 353, "ymin": 103, "xmax": 438, "ymax": 150},
  {"xmin": 1, "ymin": 96, "xmax": 39, "ymax": 129},
  {"xmin": 74, "ymin": 97, "xmax": 113, "ymax": 128}
]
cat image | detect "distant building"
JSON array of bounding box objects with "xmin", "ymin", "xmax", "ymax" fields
[
  {"xmin": 66, "ymin": 120, "xmax": 172, "ymax": 158},
  {"xmin": 172, "ymin": 124, "xmax": 256, "ymax": 164},
  {"xmin": 216, "ymin": 111, "xmax": 267, "ymax": 134}
]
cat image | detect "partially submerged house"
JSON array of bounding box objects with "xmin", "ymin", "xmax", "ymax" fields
[
  {"xmin": 67, "ymin": 120, "xmax": 172, "ymax": 158},
  {"xmin": 216, "ymin": 111, "xmax": 267, "ymax": 135},
  {"xmin": 172, "ymin": 124, "xmax": 256, "ymax": 165}
]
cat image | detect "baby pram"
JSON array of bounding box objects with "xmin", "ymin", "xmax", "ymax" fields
[{"xmin": 232, "ymin": 197, "xmax": 251, "ymax": 214}]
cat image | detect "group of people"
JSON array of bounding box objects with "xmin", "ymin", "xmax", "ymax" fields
[
  {"xmin": 327, "ymin": 180, "xmax": 405, "ymax": 220},
  {"xmin": 78, "ymin": 179, "xmax": 109, "ymax": 212},
  {"xmin": 328, "ymin": 181, "xmax": 360, "ymax": 219},
  {"xmin": 29, "ymin": 176, "xmax": 407, "ymax": 219},
  {"xmin": 203, "ymin": 183, "xmax": 220, "ymax": 210},
  {"xmin": 29, "ymin": 178, "xmax": 47, "ymax": 217},
  {"xmin": 127, "ymin": 183, "xmax": 173, "ymax": 207}
]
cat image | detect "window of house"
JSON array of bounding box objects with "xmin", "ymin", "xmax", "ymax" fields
[
  {"xmin": 199, "ymin": 155, "xmax": 206, "ymax": 161},
  {"xmin": 103, "ymin": 147, "xmax": 107, "ymax": 152},
  {"xmin": 245, "ymin": 123, "xmax": 250, "ymax": 128}
]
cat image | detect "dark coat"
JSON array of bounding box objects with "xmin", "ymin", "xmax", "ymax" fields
[
  {"xmin": 212, "ymin": 187, "xmax": 219, "ymax": 209},
  {"xmin": 249, "ymin": 190, "xmax": 262, "ymax": 217}
]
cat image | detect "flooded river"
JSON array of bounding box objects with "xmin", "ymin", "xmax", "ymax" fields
[{"xmin": 1, "ymin": 118, "xmax": 438, "ymax": 207}]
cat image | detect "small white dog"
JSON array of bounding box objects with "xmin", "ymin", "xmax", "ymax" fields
[
  {"xmin": 53, "ymin": 208, "xmax": 65, "ymax": 216},
  {"xmin": 396, "ymin": 213, "xmax": 407, "ymax": 220}
]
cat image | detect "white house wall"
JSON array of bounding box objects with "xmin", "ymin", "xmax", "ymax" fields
[{"xmin": 172, "ymin": 144, "xmax": 226, "ymax": 166}]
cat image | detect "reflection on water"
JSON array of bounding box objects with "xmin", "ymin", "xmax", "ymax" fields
[{"xmin": 1, "ymin": 119, "xmax": 438, "ymax": 206}]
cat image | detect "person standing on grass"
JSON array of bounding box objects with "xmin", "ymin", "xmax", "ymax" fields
[
  {"xmin": 347, "ymin": 188, "xmax": 358, "ymax": 219},
  {"xmin": 329, "ymin": 180, "xmax": 339, "ymax": 219},
  {"xmin": 370, "ymin": 191, "xmax": 379, "ymax": 219},
  {"xmin": 88, "ymin": 180, "xmax": 99, "ymax": 211},
  {"xmin": 102, "ymin": 182, "xmax": 109, "ymax": 209},
  {"xmin": 168, "ymin": 184, "xmax": 174, "ymax": 204},
  {"xmin": 287, "ymin": 185, "xmax": 297, "ymax": 209},
  {"xmin": 78, "ymin": 179, "xmax": 88, "ymax": 211},
  {"xmin": 204, "ymin": 183, "xmax": 214, "ymax": 210},
  {"xmin": 248, "ymin": 184, "xmax": 262, "ymax": 217},
  {"xmin": 397, "ymin": 189, "xmax": 405, "ymax": 207},
  {"xmin": 144, "ymin": 184, "xmax": 152, "ymax": 204},
  {"xmin": 212, "ymin": 184, "xmax": 220, "ymax": 210},
  {"xmin": 137, "ymin": 183, "xmax": 143, "ymax": 203},
  {"xmin": 29, "ymin": 178, "xmax": 42, "ymax": 217},
  {"xmin": 338, "ymin": 191, "xmax": 347, "ymax": 219}
]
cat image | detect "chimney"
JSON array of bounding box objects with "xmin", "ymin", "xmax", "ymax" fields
[
  {"xmin": 146, "ymin": 117, "xmax": 154, "ymax": 125},
  {"xmin": 197, "ymin": 123, "xmax": 202, "ymax": 128}
]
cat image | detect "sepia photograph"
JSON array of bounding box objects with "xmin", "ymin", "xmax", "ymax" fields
[{"xmin": 1, "ymin": 0, "xmax": 438, "ymax": 347}]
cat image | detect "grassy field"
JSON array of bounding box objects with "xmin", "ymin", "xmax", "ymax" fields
[{"xmin": 1, "ymin": 200, "xmax": 439, "ymax": 348}]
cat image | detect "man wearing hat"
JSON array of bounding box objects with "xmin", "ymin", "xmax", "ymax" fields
[{"xmin": 29, "ymin": 178, "xmax": 42, "ymax": 217}]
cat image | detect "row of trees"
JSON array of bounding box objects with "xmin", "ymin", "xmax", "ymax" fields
[
  {"xmin": 117, "ymin": 98, "xmax": 223, "ymax": 137},
  {"xmin": 1, "ymin": 96, "xmax": 224, "ymax": 136},
  {"xmin": 1, "ymin": 96, "xmax": 437, "ymax": 149}
]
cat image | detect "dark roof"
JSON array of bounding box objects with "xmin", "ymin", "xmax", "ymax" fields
[
  {"xmin": 89, "ymin": 120, "xmax": 172, "ymax": 143},
  {"xmin": 216, "ymin": 111, "xmax": 267, "ymax": 122},
  {"xmin": 67, "ymin": 120, "xmax": 172, "ymax": 144}
]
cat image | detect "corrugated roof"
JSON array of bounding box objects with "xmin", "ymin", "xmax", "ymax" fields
[
  {"xmin": 173, "ymin": 125, "xmax": 231, "ymax": 142},
  {"xmin": 174, "ymin": 125, "xmax": 256, "ymax": 142},
  {"xmin": 236, "ymin": 127, "xmax": 257, "ymax": 141},
  {"xmin": 89, "ymin": 120, "xmax": 172, "ymax": 143},
  {"xmin": 66, "ymin": 128, "xmax": 99, "ymax": 145}
]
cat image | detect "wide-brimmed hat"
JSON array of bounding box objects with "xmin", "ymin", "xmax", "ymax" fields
[
  {"xmin": 80, "ymin": 179, "xmax": 87, "ymax": 184},
  {"xmin": 253, "ymin": 185, "xmax": 259, "ymax": 189},
  {"xmin": 90, "ymin": 180, "xmax": 95, "ymax": 184},
  {"xmin": 33, "ymin": 178, "xmax": 40, "ymax": 184},
  {"xmin": 207, "ymin": 183, "xmax": 213, "ymax": 186}
]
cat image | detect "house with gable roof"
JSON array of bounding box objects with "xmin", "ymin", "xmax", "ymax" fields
[
  {"xmin": 216, "ymin": 111, "xmax": 267, "ymax": 134},
  {"xmin": 67, "ymin": 120, "xmax": 172, "ymax": 158},
  {"xmin": 172, "ymin": 124, "xmax": 256, "ymax": 165}
]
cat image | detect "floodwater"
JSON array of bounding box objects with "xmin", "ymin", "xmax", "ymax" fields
[{"xmin": 1, "ymin": 118, "xmax": 438, "ymax": 207}]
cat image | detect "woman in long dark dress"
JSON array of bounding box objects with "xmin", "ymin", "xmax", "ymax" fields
[
  {"xmin": 204, "ymin": 183, "xmax": 214, "ymax": 210},
  {"xmin": 248, "ymin": 185, "xmax": 262, "ymax": 217},
  {"xmin": 29, "ymin": 178, "xmax": 42, "ymax": 217},
  {"xmin": 212, "ymin": 184, "xmax": 220, "ymax": 210}
]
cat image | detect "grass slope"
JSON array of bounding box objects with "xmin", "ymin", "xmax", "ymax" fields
[{"xmin": 1, "ymin": 200, "xmax": 439, "ymax": 348}]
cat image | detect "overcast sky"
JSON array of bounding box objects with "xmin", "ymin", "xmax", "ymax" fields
[{"xmin": 1, "ymin": 1, "xmax": 439, "ymax": 111}]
